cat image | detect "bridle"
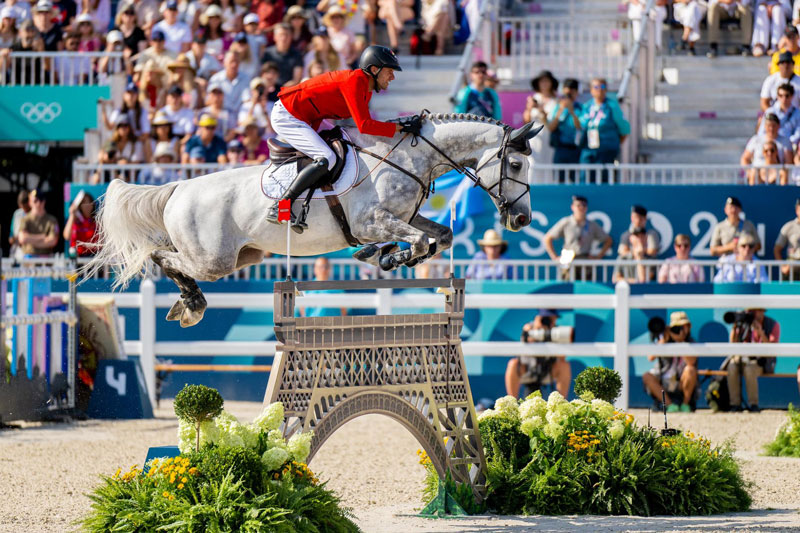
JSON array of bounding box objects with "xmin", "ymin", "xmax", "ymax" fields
[{"xmin": 344, "ymin": 113, "xmax": 531, "ymax": 221}]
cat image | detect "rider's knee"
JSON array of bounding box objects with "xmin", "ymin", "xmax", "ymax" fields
[{"xmin": 315, "ymin": 154, "xmax": 334, "ymax": 171}]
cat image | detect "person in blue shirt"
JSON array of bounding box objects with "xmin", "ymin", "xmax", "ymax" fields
[
  {"xmin": 299, "ymin": 257, "xmax": 348, "ymax": 317},
  {"xmin": 466, "ymin": 229, "xmax": 513, "ymax": 280},
  {"xmin": 453, "ymin": 61, "xmax": 502, "ymax": 120},
  {"xmin": 546, "ymin": 78, "xmax": 583, "ymax": 182},
  {"xmin": 182, "ymin": 114, "xmax": 228, "ymax": 164},
  {"xmin": 579, "ymin": 77, "xmax": 631, "ymax": 182}
]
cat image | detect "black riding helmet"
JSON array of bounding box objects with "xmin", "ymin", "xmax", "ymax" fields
[{"xmin": 359, "ymin": 45, "xmax": 402, "ymax": 93}]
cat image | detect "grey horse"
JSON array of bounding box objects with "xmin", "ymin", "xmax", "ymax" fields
[{"xmin": 85, "ymin": 112, "xmax": 540, "ymax": 327}]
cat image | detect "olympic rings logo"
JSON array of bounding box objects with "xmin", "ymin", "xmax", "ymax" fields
[{"xmin": 19, "ymin": 102, "xmax": 62, "ymax": 124}]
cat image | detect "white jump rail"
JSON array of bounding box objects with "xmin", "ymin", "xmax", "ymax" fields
[
  {"xmin": 39, "ymin": 279, "xmax": 800, "ymax": 410},
  {"xmin": 0, "ymin": 51, "xmax": 124, "ymax": 86}
]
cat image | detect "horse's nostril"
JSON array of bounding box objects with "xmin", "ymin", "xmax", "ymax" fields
[{"xmin": 515, "ymin": 214, "xmax": 527, "ymax": 226}]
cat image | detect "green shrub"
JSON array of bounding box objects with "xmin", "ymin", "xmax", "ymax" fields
[
  {"xmin": 574, "ymin": 367, "xmax": 622, "ymax": 403},
  {"xmin": 765, "ymin": 404, "xmax": 800, "ymax": 457},
  {"xmin": 174, "ymin": 384, "xmax": 224, "ymax": 452},
  {"xmin": 189, "ymin": 445, "xmax": 265, "ymax": 494}
]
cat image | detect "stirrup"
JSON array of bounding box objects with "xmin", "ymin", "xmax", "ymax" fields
[
  {"xmin": 291, "ymin": 201, "xmax": 311, "ymax": 234},
  {"xmin": 266, "ymin": 202, "xmax": 281, "ymax": 225}
]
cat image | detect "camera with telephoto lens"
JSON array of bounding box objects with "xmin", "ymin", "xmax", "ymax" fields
[
  {"xmin": 647, "ymin": 316, "xmax": 687, "ymax": 342},
  {"xmin": 522, "ymin": 323, "xmax": 575, "ymax": 344},
  {"xmin": 723, "ymin": 310, "xmax": 755, "ymax": 343}
]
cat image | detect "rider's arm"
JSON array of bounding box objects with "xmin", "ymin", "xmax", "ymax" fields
[{"xmin": 342, "ymin": 74, "xmax": 397, "ymax": 137}]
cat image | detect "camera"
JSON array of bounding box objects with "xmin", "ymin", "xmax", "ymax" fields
[
  {"xmin": 724, "ymin": 310, "xmax": 755, "ymax": 343},
  {"xmin": 523, "ymin": 325, "xmax": 574, "ymax": 344},
  {"xmin": 257, "ymin": 85, "xmax": 265, "ymax": 96}
]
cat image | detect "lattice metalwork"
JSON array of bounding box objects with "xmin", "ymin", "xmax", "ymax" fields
[{"xmin": 263, "ymin": 278, "xmax": 487, "ymax": 502}]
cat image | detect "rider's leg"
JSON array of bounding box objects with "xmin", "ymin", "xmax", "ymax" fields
[{"xmin": 268, "ymin": 100, "xmax": 336, "ymax": 230}]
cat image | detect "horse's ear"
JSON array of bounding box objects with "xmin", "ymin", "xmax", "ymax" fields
[{"xmin": 508, "ymin": 122, "xmax": 542, "ymax": 152}]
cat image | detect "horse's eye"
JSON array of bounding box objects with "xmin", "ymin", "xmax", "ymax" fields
[{"xmin": 509, "ymin": 161, "xmax": 522, "ymax": 171}]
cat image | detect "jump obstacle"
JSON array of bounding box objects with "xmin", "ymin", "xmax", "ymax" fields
[
  {"xmin": 0, "ymin": 264, "xmax": 78, "ymax": 422},
  {"xmin": 264, "ymin": 277, "xmax": 488, "ymax": 502}
]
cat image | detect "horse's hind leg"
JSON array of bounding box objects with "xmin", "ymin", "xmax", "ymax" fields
[{"xmin": 151, "ymin": 250, "xmax": 207, "ymax": 328}]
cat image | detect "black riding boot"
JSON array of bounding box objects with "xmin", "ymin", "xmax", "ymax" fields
[{"xmin": 266, "ymin": 157, "xmax": 329, "ymax": 233}]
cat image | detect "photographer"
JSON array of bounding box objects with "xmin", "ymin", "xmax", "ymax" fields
[
  {"xmin": 505, "ymin": 309, "xmax": 572, "ymax": 399},
  {"xmin": 643, "ymin": 311, "xmax": 698, "ymax": 412},
  {"xmin": 726, "ymin": 307, "xmax": 780, "ymax": 412}
]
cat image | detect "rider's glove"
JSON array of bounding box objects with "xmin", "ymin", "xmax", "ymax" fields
[{"xmin": 399, "ymin": 115, "xmax": 423, "ymax": 136}]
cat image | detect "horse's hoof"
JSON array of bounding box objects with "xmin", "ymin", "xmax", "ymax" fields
[
  {"xmin": 179, "ymin": 307, "xmax": 205, "ymax": 328},
  {"xmin": 353, "ymin": 244, "xmax": 379, "ymax": 262},
  {"xmin": 379, "ymin": 255, "xmax": 397, "ymax": 271},
  {"xmin": 166, "ymin": 300, "xmax": 184, "ymax": 321}
]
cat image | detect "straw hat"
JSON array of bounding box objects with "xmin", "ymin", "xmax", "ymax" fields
[
  {"xmin": 167, "ymin": 53, "xmax": 195, "ymax": 73},
  {"xmin": 322, "ymin": 5, "xmax": 347, "ymax": 26},
  {"xmin": 199, "ymin": 4, "xmax": 224, "ymax": 25},
  {"xmin": 249, "ymin": 76, "xmax": 265, "ymax": 90},
  {"xmin": 153, "ymin": 141, "xmax": 175, "ymax": 160},
  {"xmin": 151, "ymin": 111, "xmax": 172, "ymax": 126},
  {"xmin": 669, "ymin": 311, "xmax": 691, "ymax": 328},
  {"xmin": 284, "ymin": 5, "xmax": 307, "ymax": 22},
  {"xmin": 477, "ymin": 229, "xmax": 508, "ymax": 253}
]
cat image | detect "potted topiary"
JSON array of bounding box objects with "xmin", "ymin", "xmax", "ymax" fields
[
  {"xmin": 573, "ymin": 366, "xmax": 622, "ymax": 403},
  {"xmin": 173, "ymin": 384, "xmax": 224, "ymax": 452}
]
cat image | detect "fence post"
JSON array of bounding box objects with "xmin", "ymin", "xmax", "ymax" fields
[
  {"xmin": 613, "ymin": 281, "xmax": 630, "ymax": 410},
  {"xmin": 139, "ymin": 278, "xmax": 157, "ymax": 409}
]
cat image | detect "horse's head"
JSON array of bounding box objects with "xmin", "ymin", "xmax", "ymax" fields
[{"xmin": 477, "ymin": 121, "xmax": 541, "ymax": 232}]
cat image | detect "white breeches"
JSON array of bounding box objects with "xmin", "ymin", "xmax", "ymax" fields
[
  {"xmin": 752, "ymin": 2, "xmax": 788, "ymax": 49},
  {"xmin": 270, "ymin": 99, "xmax": 336, "ymax": 170},
  {"xmin": 628, "ymin": 4, "xmax": 667, "ymax": 49},
  {"xmin": 674, "ymin": 1, "xmax": 708, "ymax": 42}
]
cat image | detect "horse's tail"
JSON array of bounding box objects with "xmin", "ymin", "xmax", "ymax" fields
[{"xmin": 82, "ymin": 179, "xmax": 179, "ymax": 288}]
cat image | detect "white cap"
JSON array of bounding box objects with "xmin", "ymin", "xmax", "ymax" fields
[
  {"xmin": 204, "ymin": 4, "xmax": 222, "ymax": 17},
  {"xmin": 107, "ymin": 29, "xmax": 123, "ymax": 43},
  {"xmin": 153, "ymin": 141, "xmax": 175, "ymax": 159},
  {"xmin": 243, "ymin": 13, "xmax": 259, "ymax": 25},
  {"xmin": 0, "ymin": 6, "xmax": 16, "ymax": 19},
  {"xmin": 34, "ymin": 0, "xmax": 53, "ymax": 12},
  {"xmin": 75, "ymin": 12, "xmax": 94, "ymax": 24}
]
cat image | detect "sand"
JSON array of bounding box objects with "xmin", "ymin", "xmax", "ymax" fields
[{"xmin": 1, "ymin": 403, "xmax": 798, "ymax": 533}]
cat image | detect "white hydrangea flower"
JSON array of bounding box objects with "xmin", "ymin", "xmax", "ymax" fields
[
  {"xmin": 579, "ymin": 390, "xmax": 595, "ymax": 402},
  {"xmin": 177, "ymin": 418, "xmax": 219, "ymax": 453},
  {"xmin": 543, "ymin": 421, "xmax": 565, "ymax": 439},
  {"xmin": 520, "ymin": 415, "xmax": 545, "ymax": 437},
  {"xmin": 253, "ymin": 403, "xmax": 285, "ymax": 432},
  {"xmin": 262, "ymin": 447, "xmax": 290, "ymax": 471},
  {"xmin": 519, "ymin": 398, "xmax": 537, "ymax": 420},
  {"xmin": 238, "ymin": 423, "xmax": 260, "ymax": 449},
  {"xmin": 494, "ymin": 395, "xmax": 520, "ymax": 421},
  {"xmin": 530, "ymin": 397, "xmax": 548, "ymax": 419},
  {"xmin": 570, "ymin": 398, "xmax": 589, "ymax": 410},
  {"xmin": 267, "ymin": 429, "xmax": 288, "ymax": 450},
  {"xmin": 591, "ymin": 399, "xmax": 615, "ymax": 419},
  {"xmin": 287, "ymin": 431, "xmax": 314, "ymax": 463},
  {"xmin": 609, "ymin": 419, "xmax": 625, "ymax": 440},
  {"xmin": 478, "ymin": 408, "xmax": 498, "ymax": 421},
  {"xmin": 547, "ymin": 391, "xmax": 566, "ymax": 408}
]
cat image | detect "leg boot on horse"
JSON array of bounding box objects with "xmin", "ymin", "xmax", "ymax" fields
[{"xmin": 266, "ymin": 157, "xmax": 329, "ymax": 234}]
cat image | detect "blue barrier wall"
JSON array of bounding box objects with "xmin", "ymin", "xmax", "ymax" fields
[{"xmin": 64, "ymin": 279, "xmax": 800, "ymax": 408}]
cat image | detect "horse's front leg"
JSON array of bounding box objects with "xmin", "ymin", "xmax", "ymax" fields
[
  {"xmin": 406, "ymin": 215, "xmax": 453, "ymax": 266},
  {"xmin": 352, "ymin": 208, "xmax": 431, "ymax": 270}
]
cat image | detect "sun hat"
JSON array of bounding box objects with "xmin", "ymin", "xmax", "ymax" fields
[
  {"xmin": 200, "ymin": 3, "xmax": 223, "ymax": 25},
  {"xmin": 153, "ymin": 141, "xmax": 175, "ymax": 159},
  {"xmin": 477, "ymin": 229, "xmax": 508, "ymax": 254},
  {"xmin": 167, "ymin": 53, "xmax": 195, "ymax": 73},
  {"xmin": 669, "ymin": 311, "xmax": 691, "ymax": 328},
  {"xmin": 151, "ymin": 111, "xmax": 172, "ymax": 126},
  {"xmin": 322, "ymin": 5, "xmax": 347, "ymax": 26},
  {"xmin": 530, "ymin": 69, "xmax": 559, "ymax": 93},
  {"xmin": 738, "ymin": 232, "xmax": 758, "ymax": 246},
  {"xmin": 75, "ymin": 12, "xmax": 94, "ymax": 24},
  {"xmin": 249, "ymin": 77, "xmax": 265, "ymax": 90},
  {"xmin": 284, "ymin": 5, "xmax": 307, "ymax": 22}
]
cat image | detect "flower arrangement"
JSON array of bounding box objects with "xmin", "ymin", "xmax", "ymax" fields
[
  {"xmin": 82, "ymin": 385, "xmax": 359, "ymax": 532},
  {"xmin": 463, "ymin": 389, "xmax": 752, "ymax": 516},
  {"xmin": 765, "ymin": 404, "xmax": 800, "ymax": 457}
]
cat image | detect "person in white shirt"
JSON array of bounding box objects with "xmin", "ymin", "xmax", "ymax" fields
[
  {"xmin": 627, "ymin": 0, "xmax": 668, "ymax": 50},
  {"xmin": 152, "ymin": 0, "xmax": 192, "ymax": 54},
  {"xmin": 752, "ymin": 0, "xmax": 791, "ymax": 56},
  {"xmin": 159, "ymin": 85, "xmax": 195, "ymax": 138},
  {"xmin": 713, "ymin": 233, "xmax": 767, "ymax": 283},
  {"xmin": 760, "ymin": 50, "xmax": 800, "ymax": 108},
  {"xmin": 208, "ymin": 50, "xmax": 249, "ymax": 114},
  {"xmin": 186, "ymin": 34, "xmax": 221, "ymax": 80},
  {"xmin": 706, "ymin": 0, "xmax": 753, "ymax": 57}
]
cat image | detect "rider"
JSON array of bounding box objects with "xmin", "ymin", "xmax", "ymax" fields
[{"xmin": 267, "ymin": 45, "xmax": 417, "ymax": 232}]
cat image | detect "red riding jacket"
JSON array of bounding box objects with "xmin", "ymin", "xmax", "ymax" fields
[{"xmin": 278, "ymin": 69, "xmax": 396, "ymax": 138}]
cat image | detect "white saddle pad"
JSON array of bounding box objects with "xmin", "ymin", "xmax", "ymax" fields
[{"xmin": 260, "ymin": 135, "xmax": 360, "ymax": 201}]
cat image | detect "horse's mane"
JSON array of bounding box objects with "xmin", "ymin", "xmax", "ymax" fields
[{"xmin": 411, "ymin": 112, "xmax": 506, "ymax": 128}]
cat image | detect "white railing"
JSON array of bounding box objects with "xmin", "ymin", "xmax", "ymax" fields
[
  {"xmin": 74, "ymin": 161, "xmax": 792, "ymax": 185},
  {"xmin": 6, "ymin": 256, "xmax": 800, "ymax": 284},
  {"xmin": 52, "ymin": 279, "xmax": 800, "ymax": 409},
  {"xmin": 490, "ymin": 17, "xmax": 631, "ymax": 83},
  {"xmin": 617, "ymin": 0, "xmax": 659, "ymax": 163},
  {"xmin": 0, "ymin": 51, "xmax": 124, "ymax": 86}
]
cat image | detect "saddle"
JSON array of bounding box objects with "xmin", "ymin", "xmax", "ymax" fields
[
  {"xmin": 266, "ymin": 127, "xmax": 359, "ymax": 246},
  {"xmin": 267, "ymin": 127, "xmax": 348, "ymax": 188}
]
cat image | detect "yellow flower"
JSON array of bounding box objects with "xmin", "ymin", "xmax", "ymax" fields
[
  {"xmin": 177, "ymin": 483, "xmax": 184, "ymax": 489},
  {"xmin": 162, "ymin": 491, "xmax": 170, "ymax": 498},
  {"xmin": 181, "ymin": 477, "xmax": 188, "ymax": 483}
]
